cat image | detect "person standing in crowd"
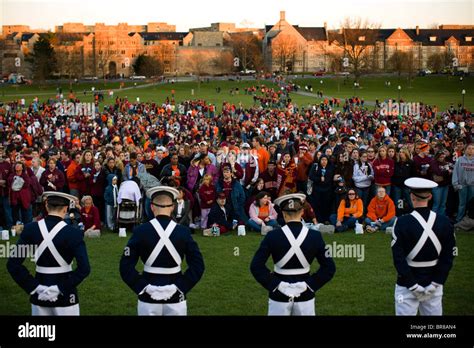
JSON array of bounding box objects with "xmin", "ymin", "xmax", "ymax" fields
[
  {"xmin": 40, "ymin": 158, "xmax": 66, "ymax": 193},
  {"xmin": 160, "ymin": 152, "xmax": 187, "ymax": 188},
  {"xmin": 372, "ymin": 145, "xmax": 394, "ymax": 196},
  {"xmin": 392, "ymin": 147, "xmax": 415, "ymax": 215},
  {"xmin": 90, "ymin": 160, "xmax": 106, "ymax": 223},
  {"xmin": 173, "ymin": 187, "xmax": 191, "ymax": 227},
  {"xmin": 431, "ymin": 150, "xmax": 452, "ymax": 216},
  {"xmin": 277, "ymin": 152, "xmax": 297, "ymax": 196},
  {"xmin": 103, "ymin": 157, "xmax": 123, "ymax": 186},
  {"xmin": 8, "ymin": 162, "xmax": 33, "ymax": 224},
  {"xmin": 0, "ymin": 147, "xmax": 13, "ymax": 229},
  {"xmin": 74, "ymin": 150, "xmax": 94, "ymax": 198},
  {"xmin": 251, "ymin": 193, "xmax": 335, "ymax": 315},
  {"xmin": 413, "ymin": 142, "xmax": 434, "ymax": 180},
  {"xmin": 452, "ymin": 143, "xmax": 474, "ymax": 222},
  {"xmin": 104, "ymin": 175, "xmax": 119, "ymax": 231},
  {"xmin": 237, "ymin": 142, "xmax": 259, "ymax": 191},
  {"xmin": 142, "ymin": 148, "xmax": 160, "ymax": 179},
  {"xmin": 124, "ymin": 152, "xmax": 146, "ymax": 181},
  {"xmin": 198, "ymin": 174, "xmax": 216, "ymax": 229},
  {"xmin": 7, "ymin": 191, "xmax": 90, "ymax": 315},
  {"xmin": 353, "ymin": 150, "xmax": 374, "ymax": 213},
  {"xmin": 120, "ymin": 186, "xmax": 204, "ymax": 316},
  {"xmin": 252, "ymin": 136, "xmax": 270, "ymax": 175},
  {"xmin": 216, "ymin": 164, "xmax": 248, "ymax": 226},
  {"xmin": 309, "ymin": 155, "xmax": 335, "ymax": 224},
  {"xmin": 295, "ymin": 144, "xmax": 314, "ymax": 193},
  {"xmin": 392, "ymin": 178, "xmax": 456, "ymax": 316},
  {"xmin": 259, "ymin": 160, "xmax": 280, "ymax": 200}
]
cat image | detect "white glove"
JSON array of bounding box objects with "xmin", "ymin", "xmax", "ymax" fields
[
  {"xmin": 424, "ymin": 282, "xmax": 440, "ymax": 296},
  {"xmin": 38, "ymin": 285, "xmax": 61, "ymax": 302},
  {"xmin": 145, "ymin": 284, "xmax": 178, "ymax": 301},
  {"xmin": 409, "ymin": 284, "xmax": 426, "ymax": 301},
  {"xmin": 277, "ymin": 281, "xmax": 308, "ymax": 298},
  {"xmin": 30, "ymin": 284, "xmax": 48, "ymax": 295}
]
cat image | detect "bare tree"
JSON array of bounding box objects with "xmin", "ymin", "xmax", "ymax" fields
[
  {"xmin": 56, "ymin": 48, "xmax": 83, "ymax": 81},
  {"xmin": 95, "ymin": 38, "xmax": 116, "ymax": 80},
  {"xmin": 328, "ymin": 17, "xmax": 381, "ymax": 81},
  {"xmin": 271, "ymin": 34, "xmax": 299, "ymax": 73},
  {"xmin": 229, "ymin": 32, "xmax": 263, "ymax": 71}
]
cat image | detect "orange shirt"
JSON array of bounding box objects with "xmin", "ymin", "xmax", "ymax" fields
[{"xmin": 256, "ymin": 147, "xmax": 270, "ymax": 174}]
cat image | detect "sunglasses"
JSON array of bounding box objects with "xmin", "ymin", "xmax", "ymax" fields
[{"xmin": 348, "ymin": 193, "xmax": 356, "ymax": 196}]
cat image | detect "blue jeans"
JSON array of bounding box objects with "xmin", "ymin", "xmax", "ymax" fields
[
  {"xmin": 364, "ymin": 217, "xmax": 396, "ymax": 231},
  {"xmin": 457, "ymin": 185, "xmax": 474, "ymax": 222},
  {"xmin": 1, "ymin": 196, "xmax": 13, "ymax": 229},
  {"xmin": 355, "ymin": 187, "xmax": 371, "ymax": 213},
  {"xmin": 12, "ymin": 205, "xmax": 33, "ymax": 224},
  {"xmin": 392, "ymin": 185, "xmax": 413, "ymax": 214},
  {"xmin": 432, "ymin": 186, "xmax": 449, "ymax": 216},
  {"xmin": 329, "ymin": 214, "xmax": 358, "ymax": 232},
  {"xmin": 248, "ymin": 219, "xmax": 279, "ymax": 232}
]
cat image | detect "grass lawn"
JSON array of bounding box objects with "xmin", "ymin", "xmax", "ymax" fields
[
  {"xmin": 291, "ymin": 74, "xmax": 474, "ymax": 110},
  {"xmin": 1, "ymin": 229, "xmax": 473, "ymax": 315},
  {"xmin": 1, "ymin": 75, "xmax": 472, "ymax": 111}
]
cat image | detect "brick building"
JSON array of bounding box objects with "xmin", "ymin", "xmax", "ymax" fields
[{"xmin": 263, "ymin": 11, "xmax": 474, "ymax": 73}]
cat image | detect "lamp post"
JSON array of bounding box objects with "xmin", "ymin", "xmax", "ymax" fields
[
  {"xmin": 353, "ymin": 81, "xmax": 357, "ymax": 96},
  {"xmin": 398, "ymin": 85, "xmax": 401, "ymax": 101},
  {"xmin": 462, "ymin": 89, "xmax": 466, "ymax": 110}
]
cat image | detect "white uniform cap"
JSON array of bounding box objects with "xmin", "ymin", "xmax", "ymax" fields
[
  {"xmin": 404, "ymin": 177, "xmax": 438, "ymax": 190},
  {"xmin": 42, "ymin": 191, "xmax": 77, "ymax": 206},
  {"xmin": 146, "ymin": 186, "xmax": 179, "ymax": 200},
  {"xmin": 274, "ymin": 193, "xmax": 306, "ymax": 212}
]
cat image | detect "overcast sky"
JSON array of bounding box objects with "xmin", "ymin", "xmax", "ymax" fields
[{"xmin": 1, "ymin": 0, "xmax": 473, "ymax": 32}]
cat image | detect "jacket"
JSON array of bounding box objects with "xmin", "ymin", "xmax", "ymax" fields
[
  {"xmin": 367, "ymin": 195, "xmax": 396, "ymax": 222},
  {"xmin": 337, "ymin": 198, "xmax": 364, "ymax": 221}
]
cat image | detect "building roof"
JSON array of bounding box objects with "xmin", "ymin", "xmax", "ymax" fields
[
  {"xmin": 406, "ymin": 29, "xmax": 474, "ymax": 46},
  {"xmin": 132, "ymin": 32, "xmax": 188, "ymax": 41},
  {"xmin": 294, "ymin": 26, "xmax": 327, "ymax": 41}
]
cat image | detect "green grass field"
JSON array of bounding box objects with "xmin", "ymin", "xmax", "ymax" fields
[
  {"xmin": 1, "ymin": 229, "xmax": 473, "ymax": 315},
  {"xmin": 1, "ymin": 75, "xmax": 472, "ymax": 110}
]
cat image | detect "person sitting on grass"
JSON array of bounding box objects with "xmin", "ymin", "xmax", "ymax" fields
[
  {"xmin": 206, "ymin": 192, "xmax": 235, "ymax": 235},
  {"xmin": 365, "ymin": 186, "xmax": 396, "ymax": 233},
  {"xmin": 80, "ymin": 195, "xmax": 101, "ymax": 234},
  {"xmin": 248, "ymin": 191, "xmax": 279, "ymax": 232},
  {"xmin": 329, "ymin": 188, "xmax": 364, "ymax": 232}
]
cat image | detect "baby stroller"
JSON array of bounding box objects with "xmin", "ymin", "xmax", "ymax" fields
[{"xmin": 115, "ymin": 179, "xmax": 143, "ymax": 233}]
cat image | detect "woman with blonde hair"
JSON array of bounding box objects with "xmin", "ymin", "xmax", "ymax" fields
[
  {"xmin": 80, "ymin": 195, "xmax": 101, "ymax": 233},
  {"xmin": 372, "ymin": 145, "xmax": 394, "ymax": 196}
]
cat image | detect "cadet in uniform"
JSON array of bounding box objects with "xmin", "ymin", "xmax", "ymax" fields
[
  {"xmin": 120, "ymin": 186, "xmax": 205, "ymax": 316},
  {"xmin": 392, "ymin": 178, "xmax": 456, "ymax": 316},
  {"xmin": 250, "ymin": 193, "xmax": 336, "ymax": 315},
  {"xmin": 7, "ymin": 191, "xmax": 91, "ymax": 315}
]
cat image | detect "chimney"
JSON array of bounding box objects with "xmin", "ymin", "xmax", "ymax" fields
[
  {"xmin": 416, "ymin": 25, "xmax": 419, "ymax": 35},
  {"xmin": 324, "ymin": 22, "xmax": 327, "ymax": 31},
  {"xmin": 280, "ymin": 11, "xmax": 286, "ymax": 21}
]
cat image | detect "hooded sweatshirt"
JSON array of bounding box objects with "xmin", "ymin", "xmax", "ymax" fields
[
  {"xmin": 452, "ymin": 155, "xmax": 474, "ymax": 188},
  {"xmin": 104, "ymin": 174, "xmax": 119, "ymax": 207},
  {"xmin": 367, "ymin": 195, "xmax": 396, "ymax": 222}
]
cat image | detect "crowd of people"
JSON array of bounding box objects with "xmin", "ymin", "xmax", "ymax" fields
[{"xmin": 0, "ymin": 80, "xmax": 473, "ymax": 235}]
